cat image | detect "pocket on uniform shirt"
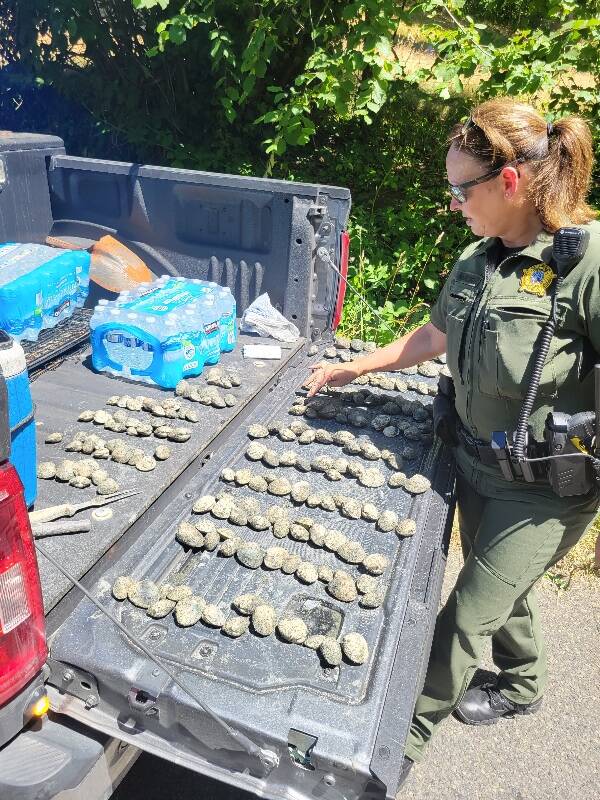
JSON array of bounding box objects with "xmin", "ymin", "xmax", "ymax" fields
[
  {"xmin": 446, "ymin": 313, "xmax": 467, "ymax": 382},
  {"xmin": 445, "ymin": 271, "xmax": 481, "ymax": 381},
  {"xmin": 478, "ymin": 301, "xmax": 557, "ymax": 400}
]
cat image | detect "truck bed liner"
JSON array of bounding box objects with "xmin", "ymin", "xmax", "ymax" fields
[
  {"xmin": 32, "ymin": 331, "xmax": 304, "ymax": 611},
  {"xmin": 47, "ymin": 349, "xmax": 454, "ymax": 800}
]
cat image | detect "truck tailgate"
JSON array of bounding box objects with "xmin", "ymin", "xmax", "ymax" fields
[
  {"xmin": 32, "ymin": 332, "xmax": 304, "ymax": 611},
  {"xmin": 44, "ymin": 350, "xmax": 454, "ymax": 800}
]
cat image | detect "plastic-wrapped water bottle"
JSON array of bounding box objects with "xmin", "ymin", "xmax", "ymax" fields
[
  {"xmin": 215, "ymin": 286, "xmax": 237, "ymax": 352},
  {"xmin": 91, "ymin": 277, "xmax": 218, "ymax": 388},
  {"xmin": 197, "ymin": 293, "xmax": 221, "ymax": 366},
  {"xmin": 74, "ymin": 257, "xmax": 90, "ymax": 307},
  {"xmin": 191, "ymin": 280, "xmax": 236, "ymax": 354},
  {"xmin": 0, "ymin": 245, "xmax": 43, "ymax": 340},
  {"xmin": 0, "ymin": 243, "xmax": 90, "ymax": 341}
]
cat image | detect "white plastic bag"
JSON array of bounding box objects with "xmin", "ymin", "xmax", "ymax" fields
[{"xmin": 240, "ymin": 293, "xmax": 300, "ymax": 343}]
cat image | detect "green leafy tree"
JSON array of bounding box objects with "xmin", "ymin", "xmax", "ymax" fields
[
  {"xmin": 416, "ymin": 0, "xmax": 599, "ymax": 124},
  {"xmin": 132, "ymin": 0, "xmax": 409, "ymax": 168},
  {"xmin": 1, "ymin": 1, "xmax": 597, "ymax": 340},
  {"xmin": 131, "ymin": 0, "xmax": 598, "ymax": 171}
]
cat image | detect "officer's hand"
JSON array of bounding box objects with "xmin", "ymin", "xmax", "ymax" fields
[{"xmin": 303, "ymin": 361, "xmax": 360, "ymax": 397}]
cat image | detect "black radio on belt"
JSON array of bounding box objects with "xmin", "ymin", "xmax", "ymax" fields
[
  {"xmin": 543, "ymin": 408, "xmax": 599, "ymax": 496},
  {"xmin": 491, "ymin": 227, "xmax": 600, "ymax": 497}
]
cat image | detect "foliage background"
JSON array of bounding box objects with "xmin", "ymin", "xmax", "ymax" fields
[{"xmin": 0, "ymin": 0, "xmax": 598, "ymax": 342}]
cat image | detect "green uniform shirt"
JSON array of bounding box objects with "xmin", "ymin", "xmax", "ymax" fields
[{"xmin": 430, "ymin": 220, "xmax": 600, "ymax": 443}]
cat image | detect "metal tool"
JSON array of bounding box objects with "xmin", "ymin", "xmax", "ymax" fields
[
  {"xmin": 32, "ymin": 519, "xmax": 92, "ymax": 538},
  {"xmin": 29, "ymin": 490, "xmax": 141, "ymax": 524}
]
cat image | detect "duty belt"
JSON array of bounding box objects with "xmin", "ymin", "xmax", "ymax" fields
[{"xmin": 456, "ymin": 423, "xmax": 549, "ymax": 478}]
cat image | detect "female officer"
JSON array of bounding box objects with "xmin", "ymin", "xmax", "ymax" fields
[{"xmin": 304, "ymin": 97, "xmax": 599, "ymax": 778}]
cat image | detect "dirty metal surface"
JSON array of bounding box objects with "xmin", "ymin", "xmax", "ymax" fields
[
  {"xmin": 33, "ymin": 331, "xmax": 304, "ymax": 611},
  {"xmin": 47, "ymin": 348, "xmax": 454, "ymax": 800}
]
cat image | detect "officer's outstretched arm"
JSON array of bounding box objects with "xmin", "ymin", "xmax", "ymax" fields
[
  {"xmin": 351, "ymin": 321, "xmax": 446, "ymax": 374},
  {"xmin": 304, "ymin": 322, "xmax": 446, "ymax": 396}
]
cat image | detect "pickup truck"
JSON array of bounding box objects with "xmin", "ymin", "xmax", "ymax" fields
[{"xmin": 0, "ymin": 132, "xmax": 455, "ymax": 800}]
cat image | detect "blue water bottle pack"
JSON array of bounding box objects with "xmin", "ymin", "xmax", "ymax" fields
[
  {"xmin": 213, "ymin": 284, "xmax": 237, "ymax": 352},
  {"xmin": 0, "ymin": 331, "xmax": 37, "ymax": 507},
  {"xmin": 0, "ymin": 243, "xmax": 90, "ymax": 341},
  {"xmin": 90, "ymin": 277, "xmax": 237, "ymax": 388}
]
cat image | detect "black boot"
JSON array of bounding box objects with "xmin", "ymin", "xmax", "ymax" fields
[{"xmin": 454, "ymin": 682, "xmax": 543, "ymax": 726}]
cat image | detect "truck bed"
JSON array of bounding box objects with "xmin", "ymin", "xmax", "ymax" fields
[
  {"xmin": 0, "ymin": 134, "xmax": 453, "ymax": 800},
  {"xmin": 45, "ymin": 343, "xmax": 454, "ymax": 800}
]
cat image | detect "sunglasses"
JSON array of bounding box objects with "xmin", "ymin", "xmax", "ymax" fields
[{"xmin": 448, "ymin": 158, "xmax": 525, "ymax": 204}]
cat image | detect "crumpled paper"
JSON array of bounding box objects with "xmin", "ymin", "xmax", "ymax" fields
[{"xmin": 240, "ymin": 293, "xmax": 300, "ymax": 343}]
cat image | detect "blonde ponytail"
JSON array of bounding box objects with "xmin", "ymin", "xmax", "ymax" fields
[{"xmin": 449, "ymin": 98, "xmax": 596, "ymax": 231}]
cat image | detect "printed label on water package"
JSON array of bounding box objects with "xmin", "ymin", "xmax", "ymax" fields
[
  {"xmin": 123, "ymin": 281, "xmax": 205, "ymax": 316},
  {"xmin": 204, "ymin": 321, "xmax": 219, "ymax": 335}
]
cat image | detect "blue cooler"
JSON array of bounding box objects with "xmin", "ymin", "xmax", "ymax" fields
[{"xmin": 0, "ymin": 331, "xmax": 37, "ymax": 507}]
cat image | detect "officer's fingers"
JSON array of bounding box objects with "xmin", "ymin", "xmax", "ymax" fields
[
  {"xmin": 326, "ymin": 367, "xmax": 353, "ymax": 388},
  {"xmin": 303, "ymin": 363, "xmax": 326, "ymax": 389},
  {"xmin": 306, "ymin": 369, "xmax": 331, "ymax": 397},
  {"xmin": 317, "ymin": 368, "xmax": 352, "ymax": 393},
  {"xmin": 308, "ymin": 361, "xmax": 327, "ymax": 373},
  {"xmin": 303, "ymin": 370, "xmax": 321, "ymax": 391},
  {"xmin": 306, "ymin": 377, "xmax": 327, "ymax": 397},
  {"xmin": 302, "ymin": 368, "xmax": 323, "ymax": 389}
]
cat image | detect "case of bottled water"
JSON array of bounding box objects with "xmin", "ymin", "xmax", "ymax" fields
[
  {"xmin": 0, "ymin": 243, "xmax": 90, "ymax": 341},
  {"xmin": 201, "ymin": 281, "xmax": 237, "ymax": 353},
  {"xmin": 90, "ymin": 276, "xmax": 237, "ymax": 388}
]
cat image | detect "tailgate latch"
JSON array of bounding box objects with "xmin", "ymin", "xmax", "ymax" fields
[
  {"xmin": 288, "ymin": 729, "xmax": 317, "ymax": 770},
  {"xmin": 307, "ymin": 204, "xmax": 326, "ymax": 220},
  {"xmin": 128, "ymin": 687, "xmax": 159, "ymax": 717}
]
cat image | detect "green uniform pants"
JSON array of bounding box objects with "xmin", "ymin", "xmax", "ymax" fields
[{"xmin": 405, "ymin": 447, "xmax": 599, "ymax": 764}]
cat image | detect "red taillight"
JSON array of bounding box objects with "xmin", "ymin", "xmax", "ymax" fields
[
  {"xmin": 0, "ymin": 462, "xmax": 47, "ymax": 707},
  {"xmin": 332, "ymin": 231, "xmax": 350, "ymax": 330}
]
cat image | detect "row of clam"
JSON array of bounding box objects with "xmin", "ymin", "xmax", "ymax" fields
[
  {"xmin": 104, "ymin": 393, "xmax": 199, "ymax": 420},
  {"xmin": 310, "ymin": 336, "xmax": 377, "ymax": 356},
  {"xmin": 37, "ymin": 431, "xmax": 171, "ymax": 494},
  {"xmin": 289, "ymin": 390, "xmax": 434, "ymax": 429},
  {"xmin": 175, "ymin": 379, "xmax": 239, "ymax": 408},
  {"xmin": 235, "ymin": 444, "xmax": 430, "ymax": 492},
  {"xmin": 37, "ymin": 458, "xmax": 120, "ymax": 494},
  {"xmin": 77, "ymin": 408, "xmax": 192, "ymax": 443},
  {"xmin": 353, "ymin": 372, "xmax": 438, "ymax": 392},
  {"xmin": 193, "ymin": 486, "xmax": 414, "ymax": 538},
  {"xmin": 205, "ymin": 366, "xmax": 242, "ymax": 389},
  {"xmin": 112, "ymin": 577, "xmax": 369, "ymax": 667},
  {"xmin": 325, "ymin": 387, "xmax": 433, "ymax": 418},
  {"xmin": 322, "ymin": 348, "xmax": 444, "ymax": 382},
  {"xmin": 185, "ymin": 491, "xmax": 394, "ymax": 572},
  {"xmin": 247, "ymin": 424, "xmax": 408, "ymax": 467},
  {"xmin": 176, "ymin": 517, "xmax": 388, "ymax": 606},
  {"xmin": 220, "ymin": 465, "xmax": 429, "ymax": 518}
]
